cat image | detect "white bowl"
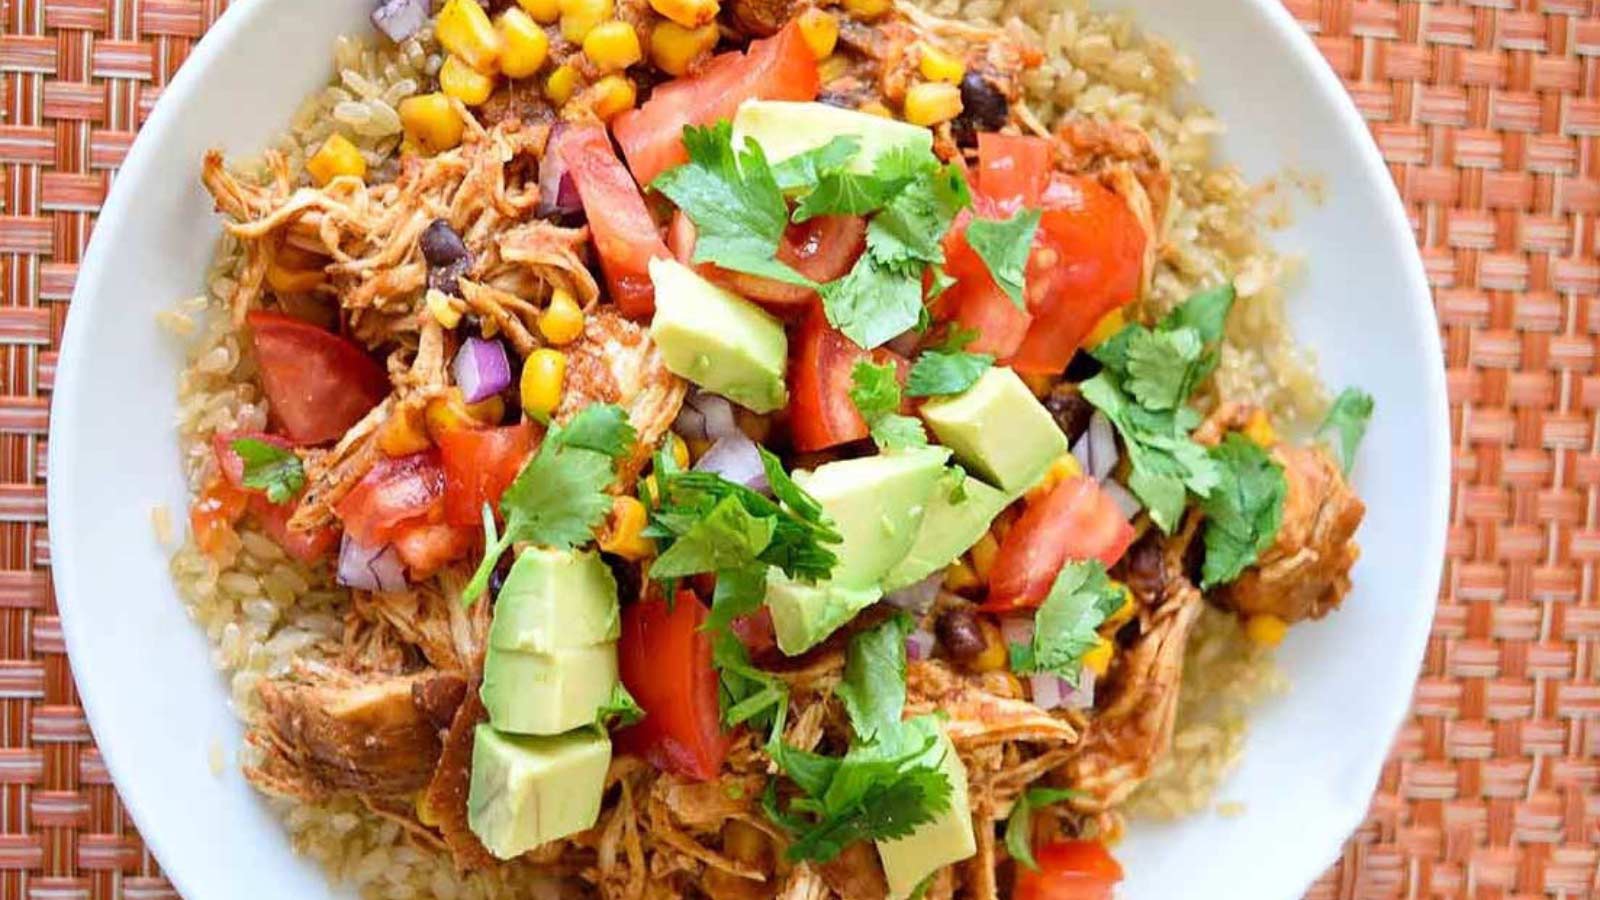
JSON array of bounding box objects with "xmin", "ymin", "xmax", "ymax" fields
[{"xmin": 48, "ymin": 0, "xmax": 1449, "ymax": 896}]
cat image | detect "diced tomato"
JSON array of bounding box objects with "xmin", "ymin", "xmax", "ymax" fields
[
  {"xmin": 250, "ymin": 496, "xmax": 340, "ymax": 564},
  {"xmin": 976, "ymin": 133, "xmax": 1052, "ymax": 210},
  {"xmin": 334, "ymin": 451, "xmax": 447, "ymax": 546},
  {"xmin": 438, "ymin": 421, "xmax": 537, "ymax": 526},
  {"xmin": 189, "ymin": 478, "xmax": 251, "ymax": 557},
  {"xmin": 613, "ymin": 20, "xmax": 820, "ymax": 187},
  {"xmin": 615, "ymin": 591, "xmax": 730, "ymax": 781},
  {"xmin": 671, "ymin": 210, "xmax": 867, "ymax": 308},
  {"xmin": 786, "ymin": 306, "xmax": 909, "ymax": 452},
  {"xmin": 392, "ymin": 523, "xmax": 477, "ymax": 580},
  {"xmin": 983, "ymin": 477, "xmax": 1135, "ymax": 612},
  {"xmin": 246, "ymin": 311, "xmax": 388, "ymax": 445},
  {"xmin": 1012, "ymin": 840, "xmax": 1124, "ymax": 900},
  {"xmin": 556, "ymin": 125, "xmax": 671, "ymax": 318},
  {"xmin": 211, "ymin": 430, "xmax": 293, "ymax": 491},
  {"xmin": 940, "ymin": 205, "xmax": 1033, "ymax": 358}
]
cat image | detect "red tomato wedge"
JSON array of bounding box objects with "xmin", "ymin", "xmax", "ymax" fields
[
  {"xmin": 334, "ymin": 451, "xmax": 447, "ymax": 546},
  {"xmin": 786, "ymin": 305, "xmax": 909, "ymax": 452},
  {"xmin": 391, "ymin": 523, "xmax": 476, "ymax": 580},
  {"xmin": 669, "ymin": 210, "xmax": 866, "ymax": 308},
  {"xmin": 613, "ymin": 20, "xmax": 819, "ymax": 187},
  {"xmin": 211, "ymin": 430, "xmax": 293, "ymax": 492},
  {"xmin": 942, "ymin": 205, "xmax": 1033, "ymax": 358},
  {"xmin": 190, "ymin": 479, "xmax": 250, "ymax": 557},
  {"xmin": 616, "ymin": 591, "xmax": 730, "ymax": 781},
  {"xmin": 1013, "ymin": 841, "xmax": 1124, "ymax": 900},
  {"xmin": 976, "ymin": 133, "xmax": 1052, "ymax": 209},
  {"xmin": 983, "ymin": 476, "xmax": 1135, "ymax": 612},
  {"xmin": 556, "ymin": 125, "xmax": 671, "ymax": 318},
  {"xmin": 251, "ymin": 496, "xmax": 341, "ymax": 564},
  {"xmin": 246, "ymin": 311, "xmax": 388, "ymax": 445},
  {"xmin": 438, "ymin": 421, "xmax": 537, "ymax": 526}
]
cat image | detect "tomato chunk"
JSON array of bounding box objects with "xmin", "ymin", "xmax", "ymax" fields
[
  {"xmin": 391, "ymin": 523, "xmax": 476, "ymax": 580},
  {"xmin": 246, "ymin": 311, "xmax": 388, "ymax": 445},
  {"xmin": 189, "ymin": 478, "xmax": 250, "ymax": 557},
  {"xmin": 976, "ymin": 133, "xmax": 1052, "ymax": 209},
  {"xmin": 250, "ymin": 496, "xmax": 340, "ymax": 564},
  {"xmin": 334, "ymin": 451, "xmax": 447, "ymax": 546},
  {"xmin": 438, "ymin": 421, "xmax": 537, "ymax": 526},
  {"xmin": 984, "ymin": 477, "xmax": 1135, "ymax": 612},
  {"xmin": 1013, "ymin": 840, "xmax": 1124, "ymax": 900},
  {"xmin": 556, "ymin": 125, "xmax": 671, "ymax": 318},
  {"xmin": 786, "ymin": 306, "xmax": 909, "ymax": 452},
  {"xmin": 672, "ymin": 211, "xmax": 866, "ymax": 308},
  {"xmin": 615, "ymin": 591, "xmax": 730, "ymax": 781},
  {"xmin": 613, "ymin": 20, "xmax": 819, "ymax": 187}
]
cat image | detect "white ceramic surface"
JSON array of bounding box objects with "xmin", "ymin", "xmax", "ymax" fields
[{"xmin": 47, "ymin": 0, "xmax": 1449, "ymax": 896}]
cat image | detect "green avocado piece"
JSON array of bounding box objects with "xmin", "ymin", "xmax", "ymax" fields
[
  {"xmin": 467, "ymin": 725, "xmax": 611, "ymax": 860},
  {"xmin": 480, "ymin": 643, "xmax": 618, "ymax": 735},
  {"xmin": 765, "ymin": 571, "xmax": 883, "ymax": 657},
  {"xmin": 648, "ymin": 257, "xmax": 789, "ymax": 413},
  {"xmin": 791, "ymin": 446, "xmax": 950, "ymax": 590},
  {"xmin": 730, "ymin": 100, "xmax": 935, "ymax": 179},
  {"xmin": 489, "ymin": 547, "xmax": 620, "ymax": 653},
  {"xmin": 918, "ymin": 367, "xmax": 1069, "ymax": 494},
  {"xmin": 875, "ymin": 730, "xmax": 977, "ymax": 900},
  {"xmin": 880, "ymin": 469, "xmax": 1010, "ymax": 593}
]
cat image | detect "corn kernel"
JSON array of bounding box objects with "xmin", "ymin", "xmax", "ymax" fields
[
  {"xmin": 797, "ymin": 9, "xmax": 839, "ymax": 59},
  {"xmin": 686, "ymin": 436, "xmax": 712, "ymax": 461},
  {"xmin": 425, "ymin": 289, "xmax": 463, "ymax": 329},
  {"xmin": 400, "ymin": 137, "xmax": 424, "ymax": 158},
  {"xmin": 544, "ymin": 64, "xmax": 582, "ymax": 104},
  {"xmin": 558, "ymin": 0, "xmax": 613, "ymax": 43},
  {"xmin": 942, "ymin": 559, "xmax": 980, "ymax": 592},
  {"xmin": 1244, "ymin": 614, "xmax": 1289, "ymax": 648},
  {"xmin": 1243, "ymin": 408, "xmax": 1277, "ymax": 447},
  {"xmin": 903, "ymin": 81, "xmax": 963, "ymax": 126},
  {"xmin": 583, "ymin": 20, "xmax": 642, "ymax": 71},
  {"xmin": 918, "ymin": 44, "xmax": 965, "ymax": 84},
  {"xmin": 398, "ymin": 93, "xmax": 465, "ymax": 154},
  {"xmin": 668, "ymin": 433, "xmax": 690, "ymax": 469},
  {"xmin": 589, "ymin": 74, "xmax": 637, "ymax": 120},
  {"xmin": 969, "ymin": 532, "xmax": 1000, "ymax": 580},
  {"xmin": 517, "ymin": 0, "xmax": 561, "ymax": 23},
  {"xmin": 648, "ymin": 21, "xmax": 719, "ymax": 76},
  {"xmin": 425, "ymin": 389, "xmax": 491, "ymax": 441},
  {"xmin": 496, "ymin": 9, "xmax": 550, "ymax": 78},
  {"xmin": 648, "ymin": 0, "xmax": 718, "ymax": 28},
  {"xmin": 520, "ymin": 348, "xmax": 567, "ymax": 422},
  {"xmin": 1085, "ymin": 307, "xmax": 1126, "ymax": 346},
  {"xmin": 841, "ymin": 0, "xmax": 890, "ymax": 20},
  {"xmin": 1082, "ymin": 635, "xmax": 1114, "ymax": 676},
  {"xmin": 305, "ymin": 133, "xmax": 367, "ymax": 186},
  {"xmin": 440, "ymin": 54, "xmax": 497, "ymax": 106},
  {"xmin": 436, "ymin": 0, "xmax": 504, "ymax": 73},
  {"xmin": 600, "ymin": 495, "xmax": 654, "ymax": 559},
  {"xmin": 817, "ymin": 53, "xmax": 849, "ymax": 83},
  {"xmin": 466, "ymin": 394, "xmax": 506, "ymax": 425},
  {"xmin": 858, "ymin": 100, "xmax": 893, "ymax": 118},
  {"xmin": 415, "ymin": 792, "xmax": 439, "ymax": 827},
  {"xmin": 968, "ymin": 619, "xmax": 1007, "ymax": 673},
  {"xmin": 537, "ymin": 289, "xmax": 585, "ymax": 345},
  {"xmin": 1103, "ymin": 582, "xmax": 1136, "ymax": 629},
  {"xmin": 266, "ymin": 260, "xmax": 323, "ymax": 294},
  {"xmin": 379, "ymin": 405, "xmax": 434, "ymax": 457}
]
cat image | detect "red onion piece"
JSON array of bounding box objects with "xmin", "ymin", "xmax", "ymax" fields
[
  {"xmin": 693, "ymin": 434, "xmax": 770, "ymax": 494},
  {"xmin": 885, "ymin": 329, "xmax": 921, "ymax": 357},
  {"xmin": 687, "ymin": 390, "xmax": 740, "ymax": 441},
  {"xmin": 905, "ymin": 628, "xmax": 936, "ymax": 661},
  {"xmin": 1087, "ymin": 411, "xmax": 1117, "ymax": 480},
  {"xmin": 452, "ymin": 337, "xmax": 511, "ymax": 403},
  {"xmin": 337, "ymin": 534, "xmax": 407, "ymax": 593},
  {"xmin": 1063, "ymin": 670, "xmax": 1097, "ymax": 709},
  {"xmin": 371, "ymin": 0, "xmax": 428, "ymax": 42},
  {"xmin": 1029, "ymin": 673, "xmax": 1067, "ymax": 709},
  {"xmin": 1071, "ymin": 432, "xmax": 1093, "ymax": 476},
  {"xmin": 884, "ymin": 574, "xmax": 942, "ymax": 617},
  {"xmin": 673, "ymin": 404, "xmax": 708, "ymax": 443},
  {"xmin": 537, "ymin": 126, "xmax": 583, "ymax": 216},
  {"xmin": 1101, "ymin": 479, "xmax": 1142, "ymax": 519}
]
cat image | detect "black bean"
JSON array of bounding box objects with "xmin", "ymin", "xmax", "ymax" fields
[
  {"xmin": 1120, "ymin": 529, "xmax": 1166, "ymax": 606},
  {"xmin": 487, "ymin": 551, "xmax": 516, "ymax": 599},
  {"xmin": 602, "ymin": 553, "xmax": 644, "ymax": 606},
  {"xmin": 1043, "ymin": 386, "xmax": 1094, "ymax": 443},
  {"xmin": 936, "ymin": 607, "xmax": 986, "ymax": 662},
  {"xmin": 428, "ymin": 257, "xmax": 472, "ymax": 296},
  {"xmin": 956, "ymin": 73, "xmax": 1009, "ymax": 133},
  {"xmin": 1063, "ymin": 349, "xmax": 1103, "ymax": 382},
  {"xmin": 419, "ymin": 218, "xmax": 469, "ymax": 267}
]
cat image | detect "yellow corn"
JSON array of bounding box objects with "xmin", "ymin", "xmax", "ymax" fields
[
  {"xmin": 583, "ymin": 20, "xmax": 642, "ymax": 71},
  {"xmin": 600, "ymin": 495, "xmax": 654, "ymax": 560},
  {"xmin": 497, "ymin": 9, "xmax": 550, "ymax": 78},
  {"xmin": 1103, "ymin": 581, "xmax": 1136, "ymax": 629},
  {"xmin": 425, "ymin": 289, "xmax": 462, "ymax": 329},
  {"xmin": 1085, "ymin": 307, "xmax": 1126, "ymax": 346},
  {"xmin": 265, "ymin": 260, "xmax": 323, "ymax": 294},
  {"xmin": 968, "ymin": 619, "xmax": 1008, "ymax": 673},
  {"xmin": 517, "ymin": 0, "xmax": 561, "ymax": 24},
  {"xmin": 903, "ymin": 81, "xmax": 963, "ymax": 126},
  {"xmin": 379, "ymin": 405, "xmax": 434, "ymax": 457},
  {"xmin": 415, "ymin": 792, "xmax": 439, "ymax": 827},
  {"xmin": 558, "ymin": 0, "xmax": 612, "ymax": 43},
  {"xmin": 305, "ymin": 133, "xmax": 366, "ymax": 186},
  {"xmin": 817, "ymin": 53, "xmax": 849, "ymax": 83},
  {"xmin": 544, "ymin": 64, "xmax": 582, "ymax": 104},
  {"xmin": 1028, "ymin": 453, "xmax": 1083, "ymax": 501},
  {"xmin": 942, "ymin": 559, "xmax": 980, "ymax": 592},
  {"xmin": 399, "ymin": 137, "xmax": 424, "ymax": 158},
  {"xmin": 589, "ymin": 74, "xmax": 637, "ymax": 120},
  {"xmin": 858, "ymin": 100, "xmax": 893, "ymax": 118},
  {"xmin": 1245, "ymin": 614, "xmax": 1289, "ymax": 648},
  {"xmin": 520, "ymin": 348, "xmax": 567, "ymax": 422},
  {"xmin": 686, "ymin": 436, "xmax": 712, "ymax": 462},
  {"xmin": 918, "ymin": 44, "xmax": 965, "ymax": 83},
  {"xmin": 440, "ymin": 54, "xmax": 497, "ymax": 106},
  {"xmin": 425, "ymin": 389, "xmax": 500, "ymax": 441},
  {"xmin": 841, "ymin": 0, "xmax": 890, "ymax": 20},
  {"xmin": 668, "ymin": 433, "xmax": 690, "ymax": 469},
  {"xmin": 1082, "ymin": 635, "xmax": 1114, "ymax": 676},
  {"xmin": 648, "ymin": 21, "xmax": 719, "ymax": 76},
  {"xmin": 648, "ymin": 0, "xmax": 718, "ymax": 27},
  {"xmin": 969, "ymin": 532, "xmax": 1000, "ymax": 581},
  {"xmin": 1243, "ymin": 408, "xmax": 1277, "ymax": 447},
  {"xmin": 797, "ymin": 9, "xmax": 839, "ymax": 59},
  {"xmin": 436, "ymin": 0, "xmax": 503, "ymax": 73},
  {"xmin": 1021, "ymin": 371, "xmax": 1053, "ymax": 398},
  {"xmin": 398, "ymin": 93, "xmax": 465, "ymax": 154},
  {"xmin": 538, "ymin": 288, "xmax": 585, "ymax": 345}
]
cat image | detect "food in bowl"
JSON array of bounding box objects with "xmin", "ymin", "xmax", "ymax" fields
[{"xmin": 165, "ymin": 0, "xmax": 1376, "ymax": 895}]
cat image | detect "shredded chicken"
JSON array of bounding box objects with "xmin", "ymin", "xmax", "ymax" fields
[{"xmin": 558, "ymin": 309, "xmax": 688, "ymax": 478}]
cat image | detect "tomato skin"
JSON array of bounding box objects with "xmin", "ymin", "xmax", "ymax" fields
[
  {"xmin": 251, "ymin": 496, "xmax": 340, "ymax": 564},
  {"xmin": 246, "ymin": 311, "xmax": 388, "ymax": 445},
  {"xmin": 438, "ymin": 422, "xmax": 537, "ymax": 526},
  {"xmin": 1013, "ymin": 841, "xmax": 1124, "ymax": 900},
  {"xmin": 706, "ymin": 214, "xmax": 866, "ymax": 308},
  {"xmin": 190, "ymin": 478, "xmax": 251, "ymax": 557},
  {"xmin": 211, "ymin": 430, "xmax": 293, "ymax": 490},
  {"xmin": 976, "ymin": 133, "xmax": 1052, "ymax": 209},
  {"xmin": 334, "ymin": 451, "xmax": 448, "ymax": 546},
  {"xmin": 786, "ymin": 306, "xmax": 909, "ymax": 452},
  {"xmin": 613, "ymin": 20, "xmax": 819, "ymax": 187},
  {"xmin": 556, "ymin": 125, "xmax": 671, "ymax": 318},
  {"xmin": 615, "ymin": 591, "xmax": 730, "ymax": 781},
  {"xmin": 983, "ymin": 477, "xmax": 1135, "ymax": 612},
  {"xmin": 391, "ymin": 523, "xmax": 476, "ymax": 580}
]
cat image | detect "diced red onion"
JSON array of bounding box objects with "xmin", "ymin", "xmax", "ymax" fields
[
  {"xmin": 884, "ymin": 574, "xmax": 942, "ymax": 617},
  {"xmin": 1000, "ymin": 615, "xmax": 1035, "ymax": 649},
  {"xmin": 337, "ymin": 534, "xmax": 407, "ymax": 593},
  {"xmin": 1063, "ymin": 669, "xmax": 1097, "ymax": 709},
  {"xmin": 886, "ymin": 329, "xmax": 921, "ymax": 357},
  {"xmin": 673, "ymin": 404, "xmax": 708, "ymax": 442},
  {"xmin": 370, "ymin": 0, "xmax": 428, "ymax": 42},
  {"xmin": 687, "ymin": 390, "xmax": 740, "ymax": 441},
  {"xmin": 1088, "ymin": 412, "xmax": 1117, "ymax": 480},
  {"xmin": 1071, "ymin": 432, "xmax": 1093, "ymax": 475},
  {"xmin": 537, "ymin": 126, "xmax": 582, "ymax": 216},
  {"xmin": 693, "ymin": 433, "xmax": 770, "ymax": 494},
  {"xmin": 452, "ymin": 337, "xmax": 511, "ymax": 403},
  {"xmin": 1101, "ymin": 479, "xmax": 1142, "ymax": 519},
  {"xmin": 905, "ymin": 628, "xmax": 936, "ymax": 661},
  {"xmin": 1029, "ymin": 673, "xmax": 1067, "ymax": 710}
]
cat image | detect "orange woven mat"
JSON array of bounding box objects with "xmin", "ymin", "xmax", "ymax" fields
[{"xmin": 1, "ymin": 0, "xmax": 1596, "ymax": 897}]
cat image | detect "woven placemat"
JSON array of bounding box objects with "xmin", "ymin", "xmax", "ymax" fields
[{"xmin": 2, "ymin": 0, "xmax": 1596, "ymax": 896}]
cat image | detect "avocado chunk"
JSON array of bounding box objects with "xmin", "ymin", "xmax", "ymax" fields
[
  {"xmin": 488, "ymin": 547, "xmax": 620, "ymax": 653},
  {"xmin": 730, "ymin": 100, "xmax": 934, "ymax": 178},
  {"xmin": 791, "ymin": 447, "xmax": 950, "ymax": 590},
  {"xmin": 875, "ymin": 730, "xmax": 977, "ymax": 900},
  {"xmin": 918, "ymin": 367, "xmax": 1068, "ymax": 494},
  {"xmin": 648, "ymin": 257, "xmax": 789, "ymax": 413},
  {"xmin": 881, "ymin": 469, "xmax": 1010, "ymax": 593},
  {"xmin": 765, "ymin": 571, "xmax": 882, "ymax": 656},
  {"xmin": 480, "ymin": 644, "xmax": 619, "ymax": 735},
  {"xmin": 467, "ymin": 725, "xmax": 611, "ymax": 860}
]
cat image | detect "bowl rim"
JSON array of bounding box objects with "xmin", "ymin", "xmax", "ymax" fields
[{"xmin": 46, "ymin": 0, "xmax": 1449, "ymax": 897}]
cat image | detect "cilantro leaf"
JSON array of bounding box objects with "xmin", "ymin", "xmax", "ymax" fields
[
  {"xmin": 836, "ymin": 613, "xmax": 913, "ymax": 743},
  {"xmin": 713, "ymin": 623, "xmax": 789, "ymax": 729},
  {"xmin": 850, "ymin": 360, "xmax": 928, "ymax": 450},
  {"xmin": 964, "ymin": 208, "xmax": 1041, "ymax": 309},
  {"xmin": 1159, "ymin": 283, "xmax": 1236, "ymax": 344},
  {"xmin": 1009, "ymin": 560, "xmax": 1124, "ymax": 683},
  {"xmin": 1081, "ymin": 373, "xmax": 1220, "ymax": 532},
  {"xmin": 1004, "ymin": 786, "xmax": 1083, "ymax": 871},
  {"xmin": 906, "ymin": 349, "xmax": 993, "ymax": 397},
  {"xmin": 1125, "ymin": 327, "xmax": 1205, "ymax": 411},
  {"xmin": 771, "ymin": 136, "xmax": 860, "ymax": 193},
  {"xmin": 870, "ymin": 415, "xmax": 929, "ymax": 451},
  {"xmin": 650, "ymin": 494, "xmax": 777, "ymax": 579},
  {"xmin": 230, "ymin": 438, "xmax": 303, "ymax": 504},
  {"xmin": 1200, "ymin": 434, "xmax": 1287, "ymax": 588},
  {"xmin": 550, "ymin": 403, "xmax": 636, "ymax": 458},
  {"xmin": 1316, "ymin": 387, "xmax": 1374, "ymax": 474},
  {"xmin": 865, "ymin": 160, "xmax": 970, "ymax": 271},
  {"xmin": 794, "ymin": 170, "xmax": 913, "ymax": 222},
  {"xmin": 820, "ymin": 254, "xmax": 926, "ymax": 350},
  {"xmin": 596, "ymin": 682, "xmax": 645, "ymax": 729}
]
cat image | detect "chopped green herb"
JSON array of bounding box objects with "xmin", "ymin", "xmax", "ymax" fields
[
  {"xmin": 1200, "ymin": 434, "xmax": 1287, "ymax": 588},
  {"xmin": 850, "ymin": 360, "xmax": 928, "ymax": 450},
  {"xmin": 964, "ymin": 208, "xmax": 1041, "ymax": 309},
  {"xmin": 1316, "ymin": 387, "xmax": 1374, "ymax": 474},
  {"xmin": 1008, "ymin": 560, "xmax": 1124, "ymax": 683},
  {"xmin": 1080, "ymin": 373, "xmax": 1220, "ymax": 532},
  {"xmin": 836, "ymin": 613, "xmax": 913, "ymax": 743},
  {"xmin": 1124, "ymin": 327, "xmax": 1205, "ymax": 411},
  {"xmin": 1003, "ymin": 786, "xmax": 1084, "ymax": 871},
  {"xmin": 595, "ymin": 682, "xmax": 646, "ymax": 729},
  {"xmin": 906, "ymin": 349, "xmax": 994, "ymax": 397},
  {"xmin": 770, "ymin": 136, "xmax": 860, "ymax": 193},
  {"xmin": 230, "ymin": 438, "xmax": 304, "ymax": 504}
]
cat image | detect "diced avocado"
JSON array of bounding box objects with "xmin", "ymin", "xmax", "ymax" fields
[
  {"xmin": 488, "ymin": 547, "xmax": 620, "ymax": 653},
  {"xmin": 648, "ymin": 257, "xmax": 788, "ymax": 413},
  {"xmin": 881, "ymin": 470, "xmax": 1010, "ymax": 593},
  {"xmin": 875, "ymin": 731, "xmax": 977, "ymax": 900},
  {"xmin": 765, "ymin": 571, "xmax": 882, "ymax": 656},
  {"xmin": 730, "ymin": 100, "xmax": 935, "ymax": 178},
  {"xmin": 480, "ymin": 644, "xmax": 618, "ymax": 735},
  {"xmin": 792, "ymin": 447, "xmax": 949, "ymax": 589},
  {"xmin": 918, "ymin": 367, "xmax": 1069, "ymax": 494},
  {"xmin": 467, "ymin": 725, "xmax": 611, "ymax": 860}
]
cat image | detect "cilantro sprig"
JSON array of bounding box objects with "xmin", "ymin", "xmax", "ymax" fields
[
  {"xmin": 849, "ymin": 360, "xmax": 928, "ymax": 451},
  {"xmin": 230, "ymin": 438, "xmax": 304, "ymax": 504},
  {"xmin": 963, "ymin": 208, "xmax": 1041, "ymax": 309},
  {"xmin": 1008, "ymin": 560, "xmax": 1125, "ymax": 683},
  {"xmin": 595, "ymin": 682, "xmax": 646, "ymax": 730},
  {"xmin": 1199, "ymin": 434, "xmax": 1288, "ymax": 588},
  {"xmin": 1316, "ymin": 387, "xmax": 1374, "ymax": 474},
  {"xmin": 1004, "ymin": 786, "xmax": 1083, "ymax": 871},
  {"xmin": 907, "ymin": 326, "xmax": 993, "ymax": 397}
]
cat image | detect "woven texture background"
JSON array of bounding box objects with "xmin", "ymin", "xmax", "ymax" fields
[{"xmin": 0, "ymin": 0, "xmax": 1594, "ymax": 897}]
